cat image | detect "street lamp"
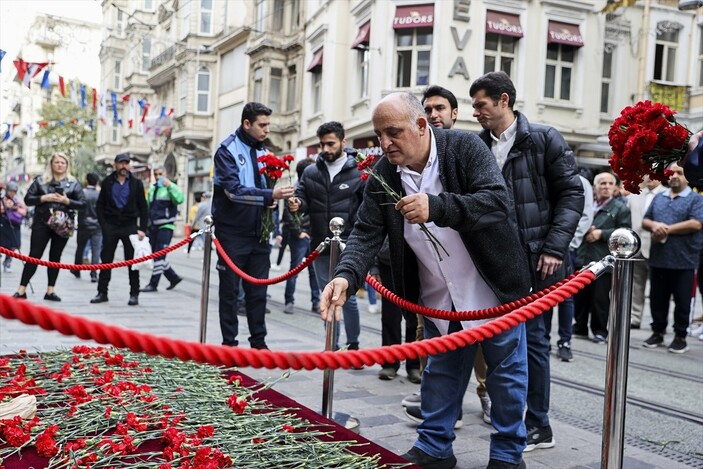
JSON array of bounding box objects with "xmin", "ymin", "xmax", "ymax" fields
[{"xmin": 678, "ymin": 0, "xmax": 703, "ymax": 10}]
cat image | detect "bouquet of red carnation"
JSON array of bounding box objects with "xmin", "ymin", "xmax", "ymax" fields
[
  {"xmin": 608, "ymin": 100, "xmax": 692, "ymax": 194},
  {"xmin": 356, "ymin": 152, "xmax": 449, "ymax": 261},
  {"xmin": 257, "ymin": 153, "xmax": 295, "ymax": 243}
]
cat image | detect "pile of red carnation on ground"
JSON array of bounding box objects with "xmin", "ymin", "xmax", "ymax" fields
[
  {"xmin": 0, "ymin": 347, "xmax": 381, "ymax": 468},
  {"xmin": 608, "ymin": 100, "xmax": 691, "ymax": 194}
]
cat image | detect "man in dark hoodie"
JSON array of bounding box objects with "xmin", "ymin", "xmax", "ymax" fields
[{"xmin": 212, "ymin": 102, "xmax": 294, "ymax": 350}]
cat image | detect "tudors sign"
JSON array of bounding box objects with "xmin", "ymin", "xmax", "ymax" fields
[{"xmin": 393, "ymin": 4, "xmax": 434, "ymax": 29}]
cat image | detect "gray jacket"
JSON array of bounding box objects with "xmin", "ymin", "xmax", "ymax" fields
[{"xmin": 335, "ymin": 128, "xmax": 531, "ymax": 307}]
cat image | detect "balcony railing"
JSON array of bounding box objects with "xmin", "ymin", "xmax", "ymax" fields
[{"xmin": 150, "ymin": 45, "xmax": 176, "ymax": 70}]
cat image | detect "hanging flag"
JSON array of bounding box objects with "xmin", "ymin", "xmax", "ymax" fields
[
  {"xmin": 13, "ymin": 59, "xmax": 48, "ymax": 88},
  {"xmin": 58, "ymin": 76, "xmax": 65, "ymax": 97},
  {"xmin": 0, "ymin": 50, "xmax": 6, "ymax": 73},
  {"xmin": 128, "ymin": 96, "xmax": 136, "ymax": 128},
  {"xmin": 2, "ymin": 124, "xmax": 10, "ymax": 142},
  {"xmin": 98, "ymin": 92, "xmax": 107, "ymax": 124},
  {"xmin": 40, "ymin": 70, "xmax": 50, "ymax": 89},
  {"xmin": 70, "ymin": 81, "xmax": 78, "ymax": 105},
  {"xmin": 111, "ymin": 92, "xmax": 118, "ymax": 123},
  {"xmin": 80, "ymin": 84, "xmax": 86, "ymax": 109},
  {"xmin": 159, "ymin": 106, "xmax": 166, "ymax": 118},
  {"xmin": 92, "ymin": 88, "xmax": 97, "ymax": 111},
  {"xmin": 167, "ymin": 108, "xmax": 174, "ymax": 117},
  {"xmin": 122, "ymin": 94, "xmax": 130, "ymax": 102},
  {"xmin": 141, "ymin": 102, "xmax": 150, "ymax": 123},
  {"xmin": 601, "ymin": 0, "xmax": 637, "ymax": 13}
]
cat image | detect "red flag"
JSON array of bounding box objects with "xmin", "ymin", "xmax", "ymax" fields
[
  {"xmin": 92, "ymin": 88, "xmax": 97, "ymax": 111},
  {"xmin": 59, "ymin": 76, "xmax": 65, "ymax": 97},
  {"xmin": 141, "ymin": 102, "xmax": 150, "ymax": 123},
  {"xmin": 167, "ymin": 107, "xmax": 174, "ymax": 117},
  {"xmin": 122, "ymin": 94, "xmax": 130, "ymax": 102},
  {"xmin": 13, "ymin": 59, "xmax": 48, "ymax": 88}
]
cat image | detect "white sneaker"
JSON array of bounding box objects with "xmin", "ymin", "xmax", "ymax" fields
[
  {"xmin": 368, "ymin": 304, "xmax": 379, "ymax": 314},
  {"xmin": 689, "ymin": 323, "xmax": 703, "ymax": 337},
  {"xmin": 270, "ymin": 264, "xmax": 282, "ymax": 272},
  {"xmin": 479, "ymin": 394, "xmax": 491, "ymax": 424}
]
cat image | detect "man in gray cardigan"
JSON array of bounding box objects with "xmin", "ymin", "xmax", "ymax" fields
[{"xmin": 319, "ymin": 92, "xmax": 531, "ymax": 469}]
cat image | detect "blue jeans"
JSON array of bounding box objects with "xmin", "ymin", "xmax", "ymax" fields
[
  {"xmin": 417, "ymin": 319, "xmax": 527, "ymax": 463},
  {"xmin": 544, "ymin": 249, "xmax": 575, "ymax": 345},
  {"xmin": 365, "ymin": 281, "xmax": 377, "ymax": 305},
  {"xmin": 216, "ymin": 233, "xmax": 271, "ymax": 347},
  {"xmin": 314, "ymin": 256, "xmax": 360, "ymax": 347},
  {"xmin": 284, "ymin": 235, "xmax": 320, "ymax": 305}
]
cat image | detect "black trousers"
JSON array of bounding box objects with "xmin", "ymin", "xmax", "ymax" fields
[
  {"xmin": 574, "ymin": 272, "xmax": 612, "ymax": 338},
  {"xmin": 20, "ymin": 221, "xmax": 68, "ymax": 288},
  {"xmin": 378, "ymin": 262, "xmax": 419, "ymax": 372},
  {"xmin": 97, "ymin": 223, "xmax": 139, "ymax": 297},
  {"xmin": 650, "ymin": 267, "xmax": 695, "ymax": 337}
]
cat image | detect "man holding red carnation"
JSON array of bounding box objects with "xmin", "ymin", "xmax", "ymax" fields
[{"xmin": 212, "ymin": 102, "xmax": 294, "ymax": 350}]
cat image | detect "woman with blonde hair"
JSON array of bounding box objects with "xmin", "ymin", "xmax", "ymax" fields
[{"xmin": 13, "ymin": 152, "xmax": 85, "ymax": 301}]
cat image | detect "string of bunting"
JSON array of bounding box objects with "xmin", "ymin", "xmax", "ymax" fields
[{"xmin": 0, "ymin": 49, "xmax": 175, "ymax": 143}]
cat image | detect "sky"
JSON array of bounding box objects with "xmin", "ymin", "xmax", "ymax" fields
[{"xmin": 0, "ymin": 0, "xmax": 103, "ymax": 122}]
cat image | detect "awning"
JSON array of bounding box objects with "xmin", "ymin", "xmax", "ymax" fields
[
  {"xmin": 486, "ymin": 10, "xmax": 523, "ymax": 38},
  {"xmin": 306, "ymin": 50, "xmax": 323, "ymax": 72},
  {"xmin": 547, "ymin": 21, "xmax": 584, "ymax": 47},
  {"xmin": 351, "ymin": 22, "xmax": 371, "ymax": 49},
  {"xmin": 393, "ymin": 4, "xmax": 434, "ymax": 29}
]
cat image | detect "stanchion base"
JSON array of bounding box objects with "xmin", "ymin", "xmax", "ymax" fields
[{"xmin": 330, "ymin": 412, "xmax": 361, "ymax": 433}]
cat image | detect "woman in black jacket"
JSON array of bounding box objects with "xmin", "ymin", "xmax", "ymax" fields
[{"xmin": 13, "ymin": 152, "xmax": 85, "ymax": 301}]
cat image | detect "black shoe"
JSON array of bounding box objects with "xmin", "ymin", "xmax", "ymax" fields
[
  {"xmin": 166, "ymin": 277, "xmax": 183, "ymax": 290},
  {"xmin": 524, "ymin": 425, "xmax": 555, "ymax": 452},
  {"xmin": 127, "ymin": 295, "xmax": 139, "ymax": 306},
  {"xmin": 12, "ymin": 292, "xmax": 27, "ymax": 299},
  {"xmin": 265, "ymin": 308, "xmax": 271, "ymax": 315},
  {"xmin": 487, "ymin": 458, "xmax": 526, "ymax": 469},
  {"xmin": 401, "ymin": 446, "xmax": 457, "ymax": 469},
  {"xmin": 378, "ymin": 367, "xmax": 397, "ymax": 380},
  {"xmin": 668, "ymin": 336, "xmax": 688, "ymax": 354},
  {"xmin": 44, "ymin": 292, "xmax": 62, "ymax": 302},
  {"xmin": 90, "ymin": 293, "xmax": 109, "ymax": 304},
  {"xmin": 311, "ymin": 301, "xmax": 320, "ymax": 312},
  {"xmin": 70, "ymin": 270, "xmax": 81, "ymax": 279},
  {"xmin": 591, "ymin": 334, "xmax": 607, "ymax": 344},
  {"xmin": 90, "ymin": 273, "xmax": 98, "ymax": 283},
  {"xmin": 140, "ymin": 284, "xmax": 158, "ymax": 293},
  {"xmin": 643, "ymin": 332, "xmax": 664, "ymax": 348},
  {"xmin": 251, "ymin": 343, "xmax": 269, "ymax": 350},
  {"xmin": 557, "ymin": 342, "xmax": 573, "ymax": 362},
  {"xmin": 407, "ymin": 368, "xmax": 422, "ymax": 384},
  {"xmin": 630, "ymin": 323, "xmax": 641, "ymax": 330},
  {"xmin": 236, "ymin": 305, "xmax": 247, "ymax": 316}
]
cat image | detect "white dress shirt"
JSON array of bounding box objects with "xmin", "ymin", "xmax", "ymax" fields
[
  {"xmin": 490, "ymin": 116, "xmax": 518, "ymax": 170},
  {"xmin": 398, "ymin": 128, "xmax": 500, "ymax": 335}
]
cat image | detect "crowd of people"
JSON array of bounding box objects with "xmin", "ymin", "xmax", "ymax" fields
[{"xmin": 2, "ymin": 71, "xmax": 703, "ymax": 469}]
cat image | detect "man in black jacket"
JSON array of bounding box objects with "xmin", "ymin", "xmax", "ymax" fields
[
  {"xmin": 321, "ymin": 93, "xmax": 531, "ymax": 469},
  {"xmin": 91, "ymin": 153, "xmax": 148, "ymax": 306},
  {"xmin": 71, "ymin": 172, "xmax": 102, "ymax": 283},
  {"xmin": 470, "ymin": 71, "xmax": 584, "ymax": 453},
  {"xmin": 289, "ymin": 121, "xmax": 364, "ymax": 351}
]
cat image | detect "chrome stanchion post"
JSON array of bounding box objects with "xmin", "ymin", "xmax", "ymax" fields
[
  {"xmin": 601, "ymin": 228, "xmax": 641, "ymax": 469},
  {"xmin": 322, "ymin": 217, "xmax": 344, "ymax": 420},
  {"xmin": 198, "ymin": 216, "xmax": 214, "ymax": 344}
]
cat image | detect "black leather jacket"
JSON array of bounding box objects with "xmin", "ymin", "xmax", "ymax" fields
[{"xmin": 24, "ymin": 177, "xmax": 85, "ymax": 224}]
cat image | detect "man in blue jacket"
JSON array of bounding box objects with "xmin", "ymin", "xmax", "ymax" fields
[{"xmin": 213, "ymin": 102, "xmax": 294, "ymax": 349}]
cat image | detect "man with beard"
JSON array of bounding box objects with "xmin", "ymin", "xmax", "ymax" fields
[
  {"xmin": 91, "ymin": 153, "xmax": 148, "ymax": 306},
  {"xmin": 642, "ymin": 163, "xmax": 703, "ymax": 353},
  {"xmin": 470, "ymin": 71, "xmax": 584, "ymax": 453},
  {"xmin": 288, "ymin": 121, "xmax": 364, "ymax": 352},
  {"xmin": 212, "ymin": 102, "xmax": 294, "ymax": 349}
]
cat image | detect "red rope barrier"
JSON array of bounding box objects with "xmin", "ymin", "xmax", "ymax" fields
[
  {"xmin": 0, "ymin": 270, "xmax": 596, "ymax": 370},
  {"xmin": 0, "ymin": 236, "xmax": 194, "ymax": 271},
  {"xmin": 213, "ymin": 236, "xmax": 321, "ymax": 285},
  {"xmin": 366, "ymin": 270, "xmax": 591, "ymax": 322}
]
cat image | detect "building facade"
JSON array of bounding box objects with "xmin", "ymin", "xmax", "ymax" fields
[{"xmin": 93, "ymin": 0, "xmax": 702, "ymax": 232}]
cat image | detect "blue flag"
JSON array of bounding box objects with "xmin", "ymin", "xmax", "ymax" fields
[
  {"xmin": 0, "ymin": 50, "xmax": 6, "ymax": 73},
  {"xmin": 111, "ymin": 92, "xmax": 118, "ymax": 122},
  {"xmin": 41, "ymin": 70, "xmax": 50, "ymax": 89},
  {"xmin": 80, "ymin": 84, "xmax": 86, "ymax": 109},
  {"xmin": 3, "ymin": 124, "xmax": 10, "ymax": 142}
]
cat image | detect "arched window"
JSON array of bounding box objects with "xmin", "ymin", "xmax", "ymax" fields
[{"xmin": 196, "ymin": 67, "xmax": 210, "ymax": 113}]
